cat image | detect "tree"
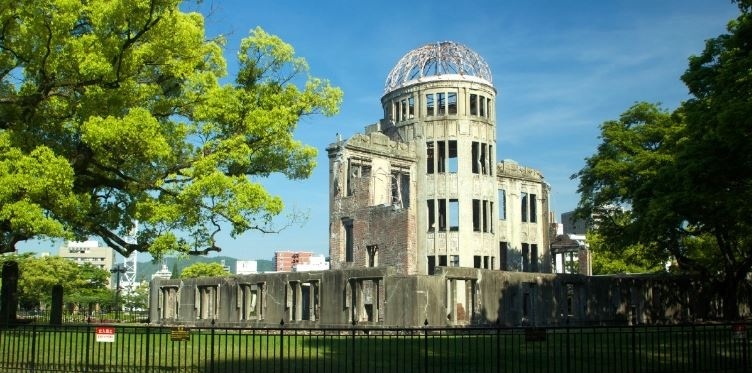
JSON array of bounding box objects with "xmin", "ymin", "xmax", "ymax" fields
[
  {"xmin": 11, "ymin": 255, "xmax": 109, "ymax": 309},
  {"xmin": 587, "ymin": 232, "xmax": 666, "ymax": 275},
  {"xmin": 574, "ymin": 1, "xmax": 752, "ymax": 319},
  {"xmin": 122, "ymin": 281, "xmax": 150, "ymax": 311},
  {"xmin": 0, "ymin": 0, "xmax": 342, "ymax": 258},
  {"xmin": 180, "ymin": 262, "xmax": 229, "ymax": 278}
]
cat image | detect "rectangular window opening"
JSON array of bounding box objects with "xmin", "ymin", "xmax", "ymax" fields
[
  {"xmin": 438, "ymin": 199, "xmax": 447, "ymax": 232},
  {"xmin": 426, "ymin": 93, "xmax": 435, "ymax": 116},
  {"xmin": 449, "ymin": 199, "xmax": 459, "ymax": 231},
  {"xmin": 530, "ymin": 194, "xmax": 537, "ymax": 223},
  {"xmin": 427, "ymin": 200, "xmax": 435, "ymax": 232},
  {"xmin": 472, "ymin": 199, "xmax": 481, "ymax": 232},
  {"xmin": 479, "ymin": 95, "xmax": 486, "ymax": 117},
  {"xmin": 522, "ymin": 243, "xmax": 530, "ymax": 272},
  {"xmin": 470, "ymin": 94, "xmax": 478, "ymax": 116},
  {"xmin": 428, "ymin": 256, "xmax": 436, "ymax": 275},
  {"xmin": 400, "ymin": 99, "xmax": 407, "ymax": 121},
  {"xmin": 344, "ymin": 219, "xmax": 354, "ymax": 262},
  {"xmin": 448, "ymin": 140, "xmax": 457, "ymax": 173},
  {"xmin": 471, "ymin": 142, "xmax": 479, "ymax": 174},
  {"xmin": 498, "ymin": 189, "xmax": 506, "ymax": 220},
  {"xmin": 426, "ymin": 142, "xmax": 434, "ymax": 174},
  {"xmin": 521, "ymin": 192, "xmax": 529, "ymax": 223},
  {"xmin": 437, "ymin": 92, "xmax": 446, "ymax": 115},
  {"xmin": 499, "ymin": 242, "xmax": 508, "ymax": 271},
  {"xmin": 482, "ymin": 200, "xmax": 489, "ymax": 232},
  {"xmin": 450, "ymin": 255, "xmax": 459, "ymax": 267},
  {"xmin": 448, "ymin": 92, "xmax": 457, "ymax": 114},
  {"xmin": 473, "ymin": 255, "xmax": 481, "ymax": 269},
  {"xmin": 480, "ymin": 143, "xmax": 487, "ymax": 175},
  {"xmin": 408, "ymin": 96, "xmax": 415, "ymax": 119},
  {"xmin": 439, "ymin": 255, "xmax": 447, "ymax": 267},
  {"xmin": 437, "ymin": 141, "xmax": 446, "ymax": 173}
]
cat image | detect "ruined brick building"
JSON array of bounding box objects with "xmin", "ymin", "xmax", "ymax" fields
[
  {"xmin": 327, "ymin": 41, "xmax": 552, "ymax": 276},
  {"xmin": 149, "ymin": 42, "xmax": 749, "ymax": 328}
]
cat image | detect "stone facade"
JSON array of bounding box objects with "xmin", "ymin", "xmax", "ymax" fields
[
  {"xmin": 328, "ymin": 42, "xmax": 552, "ymax": 277},
  {"xmin": 149, "ymin": 267, "xmax": 748, "ymax": 327}
]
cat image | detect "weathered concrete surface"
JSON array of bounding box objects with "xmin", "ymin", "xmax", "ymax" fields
[{"xmin": 150, "ymin": 267, "xmax": 750, "ymax": 328}]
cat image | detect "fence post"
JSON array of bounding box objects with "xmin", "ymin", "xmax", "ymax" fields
[
  {"xmin": 28, "ymin": 324, "xmax": 37, "ymax": 372},
  {"xmin": 631, "ymin": 324, "xmax": 637, "ymax": 373},
  {"xmin": 496, "ymin": 320, "xmax": 501, "ymax": 373},
  {"xmin": 691, "ymin": 324, "xmax": 697, "ymax": 371},
  {"xmin": 84, "ymin": 324, "xmax": 91, "ymax": 373},
  {"xmin": 351, "ymin": 319, "xmax": 356, "ymax": 373},
  {"xmin": 423, "ymin": 319, "xmax": 429, "ymax": 373},
  {"xmin": 144, "ymin": 325, "xmax": 151, "ymax": 371},
  {"xmin": 565, "ymin": 326, "xmax": 571, "ymax": 372},
  {"xmin": 210, "ymin": 319, "xmax": 215, "ymax": 373},
  {"xmin": 279, "ymin": 319, "xmax": 285, "ymax": 373}
]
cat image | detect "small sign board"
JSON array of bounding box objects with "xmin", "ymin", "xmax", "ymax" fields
[
  {"xmin": 170, "ymin": 326, "xmax": 191, "ymax": 342},
  {"xmin": 95, "ymin": 326, "xmax": 115, "ymax": 343}
]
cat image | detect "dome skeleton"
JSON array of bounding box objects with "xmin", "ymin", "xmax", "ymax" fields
[{"xmin": 384, "ymin": 41, "xmax": 493, "ymax": 94}]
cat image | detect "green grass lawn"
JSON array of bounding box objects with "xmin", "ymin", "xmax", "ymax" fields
[{"xmin": 1, "ymin": 324, "xmax": 749, "ymax": 372}]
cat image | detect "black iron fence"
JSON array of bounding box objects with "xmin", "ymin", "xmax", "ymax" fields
[
  {"xmin": 0, "ymin": 321, "xmax": 749, "ymax": 372},
  {"xmin": 16, "ymin": 309, "xmax": 149, "ymax": 324}
]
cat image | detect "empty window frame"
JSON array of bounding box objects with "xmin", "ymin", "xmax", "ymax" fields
[
  {"xmin": 479, "ymin": 95, "xmax": 486, "ymax": 117},
  {"xmin": 499, "ymin": 242, "xmax": 508, "ymax": 271},
  {"xmin": 391, "ymin": 168, "xmax": 410, "ymax": 208},
  {"xmin": 439, "ymin": 255, "xmax": 447, "ymax": 267},
  {"xmin": 448, "ymin": 92, "xmax": 457, "ymax": 114},
  {"xmin": 449, "ymin": 199, "xmax": 459, "ymax": 231},
  {"xmin": 427, "ymin": 200, "xmax": 436, "ymax": 232},
  {"xmin": 470, "ymin": 94, "xmax": 478, "ymax": 116},
  {"xmin": 426, "ymin": 142, "xmax": 435, "ymax": 174},
  {"xmin": 450, "ymin": 255, "xmax": 460, "ymax": 267},
  {"xmin": 367, "ymin": 245, "xmax": 378, "ymax": 267},
  {"xmin": 343, "ymin": 218, "xmax": 354, "ymax": 262},
  {"xmin": 522, "ymin": 243, "xmax": 530, "ymax": 272},
  {"xmin": 437, "ymin": 141, "xmax": 446, "ymax": 173},
  {"xmin": 482, "ymin": 200, "xmax": 489, "ymax": 233},
  {"xmin": 408, "ymin": 96, "xmax": 415, "ymax": 119},
  {"xmin": 238, "ymin": 283, "xmax": 264, "ymax": 321},
  {"xmin": 447, "ymin": 140, "xmax": 457, "ymax": 173},
  {"xmin": 498, "ymin": 189, "xmax": 507, "ymax": 220},
  {"xmin": 195, "ymin": 285, "xmax": 219, "ymax": 320},
  {"xmin": 521, "ymin": 192, "xmax": 529, "ymax": 223},
  {"xmin": 471, "ymin": 142, "xmax": 490, "ymax": 175},
  {"xmin": 472, "ymin": 199, "xmax": 481, "ymax": 232},
  {"xmin": 471, "ymin": 142, "xmax": 479, "ymax": 174},
  {"xmin": 160, "ymin": 286, "xmax": 179, "ymax": 319},
  {"xmin": 426, "ymin": 93, "xmax": 435, "ymax": 116},
  {"xmin": 347, "ymin": 159, "xmax": 371, "ymax": 196},
  {"xmin": 437, "ymin": 92, "xmax": 446, "ymax": 115},
  {"xmin": 530, "ymin": 244, "xmax": 538, "ymax": 272},
  {"xmin": 529, "ymin": 194, "xmax": 537, "ymax": 223},
  {"xmin": 400, "ymin": 98, "xmax": 407, "ymax": 121},
  {"xmin": 473, "ymin": 255, "xmax": 481, "ymax": 268},
  {"xmin": 483, "ymin": 256, "xmax": 489, "ymax": 269},
  {"xmin": 438, "ymin": 199, "xmax": 447, "ymax": 231},
  {"xmin": 428, "ymin": 256, "xmax": 436, "ymax": 274}
]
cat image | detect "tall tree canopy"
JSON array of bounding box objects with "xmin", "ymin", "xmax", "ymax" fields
[
  {"xmin": 0, "ymin": 0, "xmax": 342, "ymax": 258},
  {"xmin": 574, "ymin": 1, "xmax": 752, "ymax": 319}
]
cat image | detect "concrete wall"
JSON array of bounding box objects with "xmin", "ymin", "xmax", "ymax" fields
[{"xmin": 151, "ymin": 268, "xmax": 748, "ymax": 328}]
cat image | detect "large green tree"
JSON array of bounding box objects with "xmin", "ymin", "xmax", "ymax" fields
[
  {"xmin": 574, "ymin": 1, "xmax": 752, "ymax": 319},
  {"xmin": 0, "ymin": 0, "xmax": 342, "ymax": 257}
]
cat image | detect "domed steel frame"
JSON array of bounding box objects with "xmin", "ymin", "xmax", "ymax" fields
[{"xmin": 384, "ymin": 41, "xmax": 493, "ymax": 94}]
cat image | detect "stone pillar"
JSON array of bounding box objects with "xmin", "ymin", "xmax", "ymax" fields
[
  {"xmin": 0, "ymin": 261, "xmax": 19, "ymax": 325},
  {"xmin": 50, "ymin": 284, "xmax": 63, "ymax": 325}
]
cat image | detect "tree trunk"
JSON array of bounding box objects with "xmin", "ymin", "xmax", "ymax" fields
[
  {"xmin": 0, "ymin": 261, "xmax": 19, "ymax": 325},
  {"xmin": 721, "ymin": 274, "xmax": 741, "ymax": 320}
]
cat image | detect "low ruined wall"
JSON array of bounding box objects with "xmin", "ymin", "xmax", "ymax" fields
[{"xmin": 150, "ymin": 268, "xmax": 749, "ymax": 328}]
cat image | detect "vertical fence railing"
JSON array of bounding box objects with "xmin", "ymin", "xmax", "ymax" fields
[{"xmin": 1, "ymin": 322, "xmax": 750, "ymax": 372}]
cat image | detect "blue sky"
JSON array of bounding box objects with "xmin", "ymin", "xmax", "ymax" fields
[{"xmin": 18, "ymin": 0, "xmax": 741, "ymax": 263}]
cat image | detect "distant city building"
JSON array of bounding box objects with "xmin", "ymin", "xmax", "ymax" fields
[
  {"xmin": 152, "ymin": 263, "xmax": 173, "ymax": 280},
  {"xmin": 551, "ymin": 234, "xmax": 592, "ymax": 275},
  {"xmin": 236, "ymin": 260, "xmax": 258, "ymax": 275},
  {"xmin": 273, "ymin": 251, "xmax": 314, "ymax": 272},
  {"xmin": 561, "ymin": 210, "xmax": 588, "ymax": 235},
  {"xmin": 58, "ymin": 240, "xmax": 116, "ymax": 287},
  {"xmin": 292, "ymin": 255, "xmax": 329, "ymax": 272}
]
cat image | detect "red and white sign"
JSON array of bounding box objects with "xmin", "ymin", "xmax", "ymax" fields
[{"xmin": 95, "ymin": 326, "xmax": 115, "ymax": 343}]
